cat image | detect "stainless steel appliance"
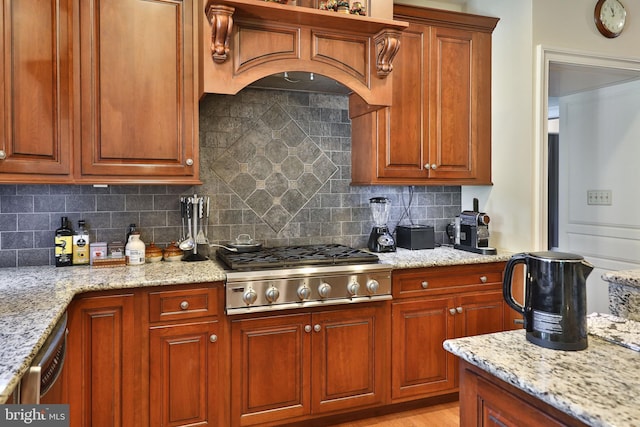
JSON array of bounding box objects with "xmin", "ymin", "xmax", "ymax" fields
[
  {"xmin": 503, "ymin": 251, "xmax": 593, "ymax": 351},
  {"xmin": 218, "ymin": 244, "xmax": 392, "ymax": 315},
  {"xmin": 367, "ymin": 197, "xmax": 396, "ymax": 253},
  {"xmin": 13, "ymin": 312, "xmax": 68, "ymax": 403},
  {"xmin": 452, "ymin": 198, "xmax": 496, "ymax": 255}
]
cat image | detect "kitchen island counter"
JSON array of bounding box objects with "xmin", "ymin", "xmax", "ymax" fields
[
  {"xmin": 0, "ymin": 246, "xmax": 507, "ymax": 403},
  {"xmin": 444, "ymin": 313, "xmax": 640, "ymax": 427}
]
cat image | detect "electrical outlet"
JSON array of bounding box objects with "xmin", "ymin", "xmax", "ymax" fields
[{"xmin": 587, "ymin": 190, "xmax": 612, "ymax": 206}]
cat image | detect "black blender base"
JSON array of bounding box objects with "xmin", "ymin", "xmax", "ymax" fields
[{"xmin": 454, "ymin": 244, "xmax": 497, "ymax": 255}]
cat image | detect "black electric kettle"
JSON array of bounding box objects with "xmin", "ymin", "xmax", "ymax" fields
[{"xmin": 503, "ymin": 251, "xmax": 593, "ymax": 351}]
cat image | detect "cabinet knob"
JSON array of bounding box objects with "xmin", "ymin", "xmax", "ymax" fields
[
  {"xmin": 185, "ymin": 158, "xmax": 194, "ymax": 166},
  {"xmin": 480, "ymin": 276, "xmax": 487, "ymax": 283},
  {"xmin": 313, "ymin": 324, "xmax": 321, "ymax": 332},
  {"xmin": 0, "ymin": 150, "xmax": 6, "ymax": 160},
  {"xmin": 456, "ymin": 306, "xmax": 463, "ymax": 314},
  {"xmin": 304, "ymin": 325, "xmax": 312, "ymax": 333},
  {"xmin": 431, "ymin": 164, "xmax": 437, "ymax": 170},
  {"xmin": 180, "ymin": 301, "xmax": 189, "ymax": 310},
  {"xmin": 421, "ymin": 281, "xmax": 429, "ymax": 289},
  {"xmin": 209, "ymin": 334, "xmax": 218, "ymax": 343},
  {"xmin": 449, "ymin": 308, "xmax": 456, "ymax": 315}
]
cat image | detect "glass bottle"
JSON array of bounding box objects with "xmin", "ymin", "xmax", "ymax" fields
[
  {"xmin": 72, "ymin": 220, "xmax": 90, "ymax": 265},
  {"xmin": 54, "ymin": 217, "xmax": 73, "ymax": 267}
]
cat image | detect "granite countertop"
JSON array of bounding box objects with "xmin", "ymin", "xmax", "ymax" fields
[
  {"xmin": 602, "ymin": 269, "xmax": 640, "ymax": 288},
  {"xmin": 0, "ymin": 246, "xmax": 507, "ymax": 403},
  {"xmin": 444, "ymin": 313, "xmax": 640, "ymax": 427}
]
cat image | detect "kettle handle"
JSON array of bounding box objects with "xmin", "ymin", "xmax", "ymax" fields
[{"xmin": 503, "ymin": 253, "xmax": 527, "ymax": 314}]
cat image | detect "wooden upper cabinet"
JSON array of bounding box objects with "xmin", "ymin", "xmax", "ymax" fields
[
  {"xmin": 78, "ymin": 0, "xmax": 199, "ymax": 183},
  {"xmin": 350, "ymin": 5, "xmax": 498, "ymax": 186},
  {"xmin": 0, "ymin": 0, "xmax": 73, "ymax": 182}
]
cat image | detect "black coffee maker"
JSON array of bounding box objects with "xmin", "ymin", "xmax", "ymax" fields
[{"xmin": 503, "ymin": 251, "xmax": 593, "ymax": 351}]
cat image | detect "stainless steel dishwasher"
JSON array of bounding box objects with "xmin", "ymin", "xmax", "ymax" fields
[{"xmin": 13, "ymin": 312, "xmax": 68, "ymax": 404}]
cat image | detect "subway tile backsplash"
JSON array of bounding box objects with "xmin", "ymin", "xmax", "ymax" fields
[{"xmin": 0, "ymin": 89, "xmax": 461, "ymax": 268}]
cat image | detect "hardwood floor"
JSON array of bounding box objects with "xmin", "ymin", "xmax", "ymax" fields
[{"xmin": 329, "ymin": 401, "xmax": 460, "ymax": 427}]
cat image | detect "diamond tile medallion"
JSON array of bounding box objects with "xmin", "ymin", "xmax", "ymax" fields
[{"xmin": 212, "ymin": 104, "xmax": 338, "ymax": 232}]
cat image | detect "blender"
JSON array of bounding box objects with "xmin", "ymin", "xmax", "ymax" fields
[{"xmin": 367, "ymin": 197, "xmax": 396, "ymax": 252}]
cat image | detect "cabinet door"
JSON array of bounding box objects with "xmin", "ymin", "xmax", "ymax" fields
[
  {"xmin": 391, "ymin": 297, "xmax": 456, "ymax": 401},
  {"xmin": 0, "ymin": 0, "xmax": 72, "ymax": 180},
  {"xmin": 311, "ymin": 305, "xmax": 388, "ymax": 413},
  {"xmin": 231, "ymin": 314, "xmax": 311, "ymax": 426},
  {"xmin": 428, "ymin": 25, "xmax": 492, "ymax": 182},
  {"xmin": 150, "ymin": 321, "xmax": 219, "ymax": 427},
  {"xmin": 457, "ymin": 291, "xmax": 505, "ymax": 338},
  {"xmin": 376, "ymin": 23, "xmax": 429, "ymax": 179},
  {"xmin": 67, "ymin": 293, "xmax": 138, "ymax": 427},
  {"xmin": 78, "ymin": 0, "xmax": 198, "ymax": 181}
]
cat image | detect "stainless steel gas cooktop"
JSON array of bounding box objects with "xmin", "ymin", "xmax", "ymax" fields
[{"xmin": 219, "ymin": 244, "xmax": 392, "ymax": 315}]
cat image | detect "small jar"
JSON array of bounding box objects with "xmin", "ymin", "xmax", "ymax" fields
[
  {"xmin": 145, "ymin": 242, "xmax": 163, "ymax": 263},
  {"xmin": 163, "ymin": 242, "xmax": 184, "ymax": 262},
  {"xmin": 125, "ymin": 232, "xmax": 145, "ymax": 266}
]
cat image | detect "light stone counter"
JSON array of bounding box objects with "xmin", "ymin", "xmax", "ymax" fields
[
  {"xmin": 374, "ymin": 245, "xmax": 512, "ymax": 268},
  {"xmin": 444, "ymin": 313, "xmax": 640, "ymax": 427},
  {"xmin": 602, "ymin": 269, "xmax": 640, "ymax": 321},
  {"xmin": 0, "ymin": 260, "xmax": 227, "ymax": 404},
  {"xmin": 0, "ymin": 246, "xmax": 507, "ymax": 404}
]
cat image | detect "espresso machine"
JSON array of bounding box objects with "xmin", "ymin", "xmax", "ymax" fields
[
  {"xmin": 367, "ymin": 197, "xmax": 396, "ymax": 252},
  {"xmin": 453, "ymin": 198, "xmax": 496, "ymax": 255}
]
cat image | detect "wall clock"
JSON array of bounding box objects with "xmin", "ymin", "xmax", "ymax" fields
[{"xmin": 594, "ymin": 0, "xmax": 627, "ymax": 38}]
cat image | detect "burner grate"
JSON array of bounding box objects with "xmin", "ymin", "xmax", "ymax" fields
[{"xmin": 217, "ymin": 244, "xmax": 379, "ymax": 270}]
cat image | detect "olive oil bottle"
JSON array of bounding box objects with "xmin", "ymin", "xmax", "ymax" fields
[
  {"xmin": 72, "ymin": 220, "xmax": 90, "ymax": 265},
  {"xmin": 54, "ymin": 216, "xmax": 73, "ymax": 267}
]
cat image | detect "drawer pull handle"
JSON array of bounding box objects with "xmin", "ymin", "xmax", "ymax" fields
[
  {"xmin": 421, "ymin": 281, "xmax": 429, "ymax": 289},
  {"xmin": 449, "ymin": 308, "xmax": 456, "ymax": 315},
  {"xmin": 180, "ymin": 301, "xmax": 189, "ymax": 310},
  {"xmin": 209, "ymin": 334, "xmax": 218, "ymax": 343},
  {"xmin": 480, "ymin": 276, "xmax": 488, "ymax": 283}
]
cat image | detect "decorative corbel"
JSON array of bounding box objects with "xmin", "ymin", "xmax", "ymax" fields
[
  {"xmin": 205, "ymin": 4, "xmax": 235, "ymax": 64},
  {"xmin": 374, "ymin": 29, "xmax": 402, "ymax": 77}
]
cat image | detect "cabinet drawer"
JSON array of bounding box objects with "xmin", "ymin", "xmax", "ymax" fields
[
  {"xmin": 393, "ymin": 263, "xmax": 505, "ymax": 299},
  {"xmin": 149, "ymin": 287, "xmax": 218, "ymax": 323}
]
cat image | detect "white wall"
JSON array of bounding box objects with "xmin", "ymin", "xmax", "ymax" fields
[
  {"xmin": 558, "ymin": 81, "xmax": 640, "ymax": 312},
  {"xmin": 460, "ymin": 0, "xmax": 640, "ymax": 254}
]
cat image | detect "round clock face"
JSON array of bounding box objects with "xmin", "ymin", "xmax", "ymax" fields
[{"xmin": 595, "ymin": 0, "xmax": 627, "ymax": 38}]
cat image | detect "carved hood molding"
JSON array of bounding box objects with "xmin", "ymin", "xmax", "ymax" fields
[{"xmin": 202, "ymin": 0, "xmax": 408, "ymax": 106}]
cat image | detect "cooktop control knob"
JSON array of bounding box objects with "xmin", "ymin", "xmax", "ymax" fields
[
  {"xmin": 265, "ymin": 286, "xmax": 280, "ymax": 303},
  {"xmin": 366, "ymin": 279, "xmax": 380, "ymax": 294},
  {"xmin": 318, "ymin": 282, "xmax": 332, "ymax": 298},
  {"xmin": 347, "ymin": 282, "xmax": 360, "ymax": 296},
  {"xmin": 297, "ymin": 285, "xmax": 311, "ymax": 300},
  {"xmin": 242, "ymin": 288, "xmax": 258, "ymax": 305}
]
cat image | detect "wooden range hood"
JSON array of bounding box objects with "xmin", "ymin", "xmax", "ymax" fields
[{"xmin": 202, "ymin": 0, "xmax": 408, "ymax": 106}]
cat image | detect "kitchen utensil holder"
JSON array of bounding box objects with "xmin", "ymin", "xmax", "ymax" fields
[{"xmin": 182, "ymin": 194, "xmax": 210, "ymax": 262}]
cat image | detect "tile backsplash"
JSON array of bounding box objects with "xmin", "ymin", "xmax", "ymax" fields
[{"xmin": 0, "ymin": 89, "xmax": 461, "ymax": 268}]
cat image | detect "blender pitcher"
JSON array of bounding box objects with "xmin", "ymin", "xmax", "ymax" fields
[{"xmin": 368, "ymin": 197, "xmax": 396, "ymax": 252}]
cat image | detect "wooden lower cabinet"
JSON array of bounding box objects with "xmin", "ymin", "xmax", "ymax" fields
[
  {"xmin": 459, "ymin": 360, "xmax": 587, "ymax": 427},
  {"xmin": 64, "ymin": 283, "xmax": 223, "ymax": 427},
  {"xmin": 391, "ymin": 263, "xmax": 512, "ymax": 403},
  {"xmin": 230, "ymin": 303, "xmax": 389, "ymax": 426},
  {"xmin": 66, "ymin": 292, "xmax": 139, "ymax": 427},
  {"xmin": 149, "ymin": 321, "xmax": 219, "ymax": 427}
]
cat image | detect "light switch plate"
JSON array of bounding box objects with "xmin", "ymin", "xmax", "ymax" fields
[{"xmin": 587, "ymin": 190, "xmax": 612, "ymax": 205}]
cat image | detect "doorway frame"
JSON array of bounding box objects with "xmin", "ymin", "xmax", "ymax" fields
[{"xmin": 533, "ymin": 46, "xmax": 640, "ymax": 250}]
